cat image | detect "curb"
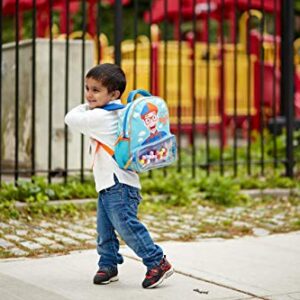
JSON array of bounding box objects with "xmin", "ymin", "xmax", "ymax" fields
[
  {"xmin": 14, "ymin": 188, "xmax": 299, "ymax": 209},
  {"xmin": 242, "ymin": 188, "xmax": 299, "ymax": 198},
  {"xmin": 15, "ymin": 198, "xmax": 96, "ymax": 209}
]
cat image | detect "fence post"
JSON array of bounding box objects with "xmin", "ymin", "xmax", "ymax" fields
[
  {"xmin": 281, "ymin": 0, "xmax": 294, "ymax": 177},
  {"xmin": 114, "ymin": 0, "xmax": 122, "ymax": 66}
]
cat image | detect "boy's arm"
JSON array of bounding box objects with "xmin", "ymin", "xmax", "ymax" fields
[
  {"xmin": 64, "ymin": 104, "xmax": 91, "ymax": 136},
  {"xmin": 65, "ymin": 104, "xmax": 114, "ymax": 140}
]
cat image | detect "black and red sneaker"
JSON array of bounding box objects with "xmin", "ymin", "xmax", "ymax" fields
[
  {"xmin": 93, "ymin": 266, "xmax": 118, "ymax": 285},
  {"xmin": 142, "ymin": 255, "xmax": 174, "ymax": 289}
]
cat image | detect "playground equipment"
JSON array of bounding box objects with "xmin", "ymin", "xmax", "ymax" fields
[
  {"xmin": 145, "ymin": 0, "xmax": 281, "ymax": 42},
  {"xmin": 4, "ymin": 0, "xmax": 299, "ymax": 144},
  {"xmin": 2, "ymin": 0, "xmax": 130, "ymax": 38},
  {"xmin": 2, "ymin": 0, "xmax": 80, "ymax": 38},
  {"xmin": 136, "ymin": 1, "xmax": 299, "ymax": 143},
  {"xmin": 78, "ymin": 5, "xmax": 300, "ymax": 144}
]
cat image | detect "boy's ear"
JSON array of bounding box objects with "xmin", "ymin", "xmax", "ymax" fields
[{"xmin": 111, "ymin": 90, "xmax": 121, "ymax": 100}]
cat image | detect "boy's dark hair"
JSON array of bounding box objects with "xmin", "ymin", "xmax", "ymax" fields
[{"xmin": 86, "ymin": 63, "xmax": 126, "ymax": 97}]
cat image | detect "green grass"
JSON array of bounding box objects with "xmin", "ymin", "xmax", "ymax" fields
[{"xmin": 0, "ymin": 130, "xmax": 299, "ymax": 220}]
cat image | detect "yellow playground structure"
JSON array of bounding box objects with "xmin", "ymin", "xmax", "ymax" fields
[
  {"xmin": 104, "ymin": 33, "xmax": 258, "ymax": 143},
  {"xmin": 61, "ymin": 10, "xmax": 300, "ymax": 144}
]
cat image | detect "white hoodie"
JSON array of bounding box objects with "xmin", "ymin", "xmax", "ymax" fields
[{"xmin": 65, "ymin": 100, "xmax": 141, "ymax": 192}]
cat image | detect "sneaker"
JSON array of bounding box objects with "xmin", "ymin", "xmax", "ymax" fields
[
  {"xmin": 142, "ymin": 255, "xmax": 174, "ymax": 289},
  {"xmin": 93, "ymin": 266, "xmax": 118, "ymax": 285}
]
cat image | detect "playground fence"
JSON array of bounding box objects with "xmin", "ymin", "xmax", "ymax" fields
[{"xmin": 0, "ymin": 0, "xmax": 298, "ymax": 183}]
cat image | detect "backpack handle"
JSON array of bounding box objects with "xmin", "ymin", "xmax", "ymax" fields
[{"xmin": 127, "ymin": 89, "xmax": 152, "ymax": 103}]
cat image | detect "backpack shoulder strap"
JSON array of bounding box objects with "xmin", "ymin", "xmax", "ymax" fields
[
  {"xmin": 91, "ymin": 103, "xmax": 124, "ymax": 162},
  {"xmin": 101, "ymin": 103, "xmax": 125, "ymax": 111},
  {"xmin": 91, "ymin": 139, "xmax": 115, "ymax": 169},
  {"xmin": 127, "ymin": 89, "xmax": 152, "ymax": 103}
]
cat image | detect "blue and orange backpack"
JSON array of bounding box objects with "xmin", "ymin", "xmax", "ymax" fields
[{"xmin": 98, "ymin": 89, "xmax": 177, "ymax": 172}]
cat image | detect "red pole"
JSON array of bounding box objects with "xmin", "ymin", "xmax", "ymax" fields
[
  {"xmin": 88, "ymin": 0, "xmax": 97, "ymax": 36},
  {"xmin": 151, "ymin": 42, "xmax": 159, "ymax": 95},
  {"xmin": 229, "ymin": 8, "xmax": 236, "ymax": 43},
  {"xmin": 201, "ymin": 17, "xmax": 209, "ymax": 42},
  {"xmin": 151, "ymin": 25, "xmax": 160, "ymax": 95},
  {"xmin": 60, "ymin": 1, "xmax": 67, "ymax": 34},
  {"xmin": 37, "ymin": 7, "xmax": 49, "ymax": 37},
  {"xmin": 18, "ymin": 11, "xmax": 23, "ymax": 40}
]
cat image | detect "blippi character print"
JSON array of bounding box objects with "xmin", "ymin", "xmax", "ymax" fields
[{"xmin": 140, "ymin": 102, "xmax": 167, "ymax": 146}]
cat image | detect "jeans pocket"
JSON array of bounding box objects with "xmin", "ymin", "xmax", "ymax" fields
[
  {"xmin": 127, "ymin": 188, "xmax": 142, "ymax": 207},
  {"xmin": 105, "ymin": 182, "xmax": 122, "ymax": 194}
]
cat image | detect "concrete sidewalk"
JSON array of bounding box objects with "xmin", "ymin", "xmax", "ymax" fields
[{"xmin": 1, "ymin": 231, "xmax": 300, "ymax": 300}]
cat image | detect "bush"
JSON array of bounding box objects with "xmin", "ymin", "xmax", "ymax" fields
[
  {"xmin": 141, "ymin": 170, "xmax": 197, "ymax": 206},
  {"xmin": 200, "ymin": 175, "xmax": 248, "ymax": 206}
]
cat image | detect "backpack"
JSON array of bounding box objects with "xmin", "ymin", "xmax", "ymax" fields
[{"xmin": 101, "ymin": 89, "xmax": 177, "ymax": 172}]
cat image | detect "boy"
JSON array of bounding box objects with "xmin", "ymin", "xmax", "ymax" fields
[{"xmin": 65, "ymin": 63, "xmax": 173, "ymax": 288}]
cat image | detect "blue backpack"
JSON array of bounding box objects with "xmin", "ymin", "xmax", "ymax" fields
[{"xmin": 102, "ymin": 89, "xmax": 177, "ymax": 172}]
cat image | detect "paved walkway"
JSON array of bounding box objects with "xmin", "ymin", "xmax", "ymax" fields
[
  {"xmin": 1, "ymin": 231, "xmax": 300, "ymax": 300},
  {"xmin": 1, "ymin": 192, "xmax": 299, "ymax": 258}
]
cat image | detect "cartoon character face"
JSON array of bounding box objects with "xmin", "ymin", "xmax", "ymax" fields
[
  {"xmin": 143, "ymin": 111, "xmax": 158, "ymax": 134},
  {"xmin": 141, "ymin": 102, "xmax": 159, "ymax": 134}
]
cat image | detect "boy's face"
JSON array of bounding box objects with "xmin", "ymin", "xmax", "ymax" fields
[{"xmin": 85, "ymin": 77, "xmax": 118, "ymax": 109}]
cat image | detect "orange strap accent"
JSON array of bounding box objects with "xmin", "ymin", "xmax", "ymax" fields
[
  {"xmin": 114, "ymin": 135, "xmax": 129, "ymax": 146},
  {"xmin": 96, "ymin": 141, "xmax": 114, "ymax": 156},
  {"xmin": 123, "ymin": 157, "xmax": 133, "ymax": 170},
  {"xmin": 91, "ymin": 140, "xmax": 114, "ymax": 168}
]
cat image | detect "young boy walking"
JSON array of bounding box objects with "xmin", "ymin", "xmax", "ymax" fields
[{"xmin": 65, "ymin": 63, "xmax": 173, "ymax": 288}]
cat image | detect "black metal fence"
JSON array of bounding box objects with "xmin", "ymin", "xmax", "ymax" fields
[{"xmin": 0, "ymin": 0, "xmax": 298, "ymax": 184}]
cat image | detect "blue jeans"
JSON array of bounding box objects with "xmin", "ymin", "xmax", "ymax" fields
[{"xmin": 96, "ymin": 176, "xmax": 163, "ymax": 270}]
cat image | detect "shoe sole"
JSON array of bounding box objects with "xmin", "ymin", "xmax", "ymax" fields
[
  {"xmin": 144, "ymin": 267, "xmax": 174, "ymax": 289},
  {"xmin": 93, "ymin": 275, "xmax": 119, "ymax": 285}
]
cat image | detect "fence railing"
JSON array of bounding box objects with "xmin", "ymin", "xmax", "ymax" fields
[{"xmin": 0, "ymin": 0, "xmax": 298, "ymax": 184}]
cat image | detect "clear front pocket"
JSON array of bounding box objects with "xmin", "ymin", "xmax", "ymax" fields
[{"xmin": 131, "ymin": 135, "xmax": 177, "ymax": 172}]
